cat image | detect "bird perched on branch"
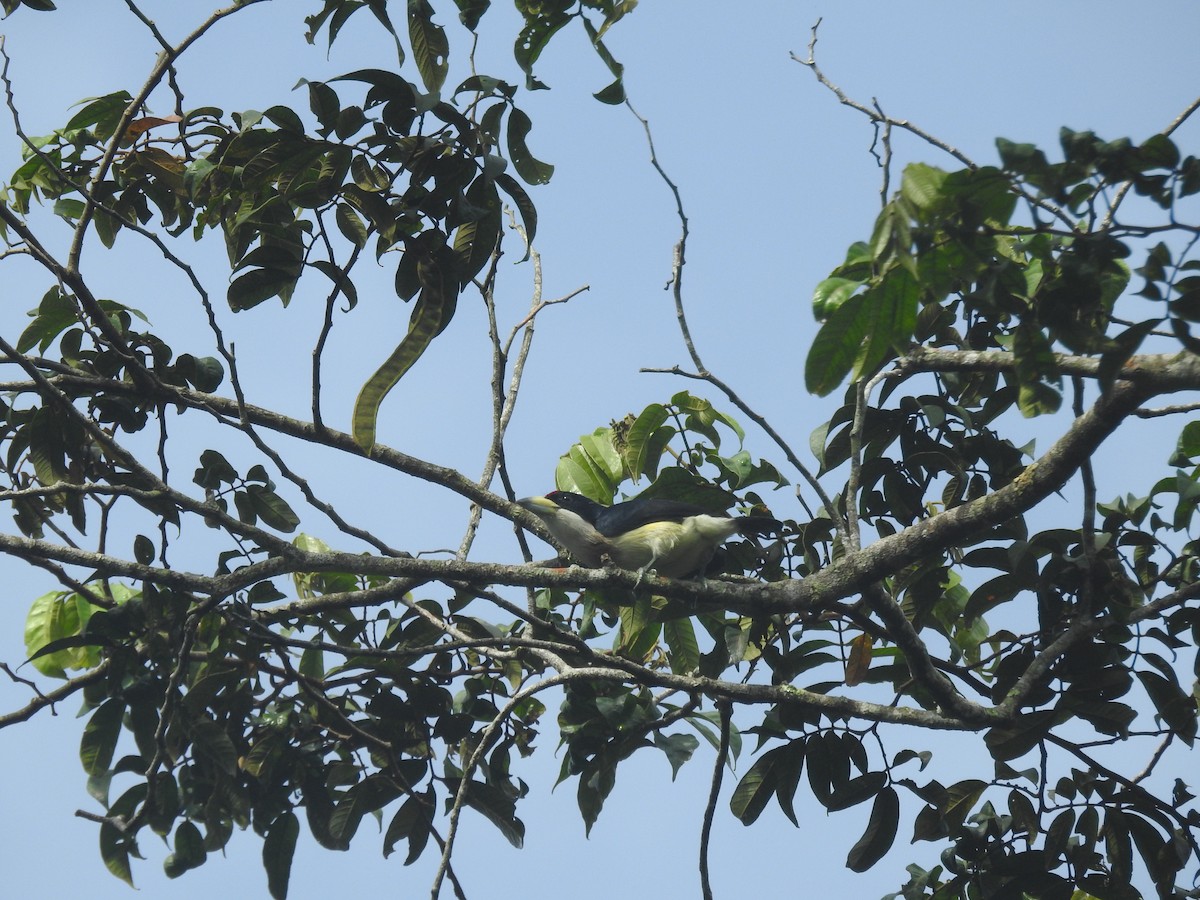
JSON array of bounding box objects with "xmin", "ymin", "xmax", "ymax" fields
[{"xmin": 518, "ymin": 490, "xmax": 779, "ymax": 582}]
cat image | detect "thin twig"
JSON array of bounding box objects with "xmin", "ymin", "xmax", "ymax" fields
[
  {"xmin": 641, "ymin": 365, "xmax": 843, "ymax": 530},
  {"xmin": 699, "ymin": 700, "xmax": 732, "ymax": 900},
  {"xmin": 793, "ymin": 19, "xmax": 1073, "ymax": 229},
  {"xmin": 1102, "ymin": 92, "xmax": 1200, "ymax": 229},
  {"xmin": 0, "ymin": 662, "xmax": 110, "ymax": 729},
  {"xmin": 793, "ymin": 20, "xmax": 974, "ymax": 170}
]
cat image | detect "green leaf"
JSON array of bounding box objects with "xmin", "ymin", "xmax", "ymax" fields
[
  {"xmin": 806, "ymin": 292, "xmax": 869, "ymax": 395},
  {"xmin": 330, "ymin": 776, "xmax": 403, "ymax": 845},
  {"xmin": 263, "ymin": 812, "xmax": 299, "ymax": 899},
  {"xmin": 868, "ymin": 200, "xmax": 913, "ymax": 274},
  {"xmin": 731, "ymin": 742, "xmax": 803, "ymax": 825},
  {"xmin": 335, "ymin": 203, "xmax": 369, "ymax": 249},
  {"xmin": 133, "ymin": 535, "xmax": 154, "ymax": 564},
  {"xmin": 663, "ymin": 617, "xmax": 699, "ymax": 674},
  {"xmin": 826, "ymin": 771, "xmax": 887, "ymax": 811},
  {"xmin": 246, "ymin": 484, "xmax": 300, "ymax": 533},
  {"xmin": 616, "ymin": 594, "xmax": 660, "ymax": 661},
  {"xmin": 383, "ymin": 794, "xmax": 433, "ymax": 863},
  {"xmin": 1136, "ymin": 669, "xmax": 1198, "ymax": 744},
  {"xmin": 1016, "ymin": 379, "xmax": 1062, "ymax": 417},
  {"xmin": 65, "ymin": 91, "xmax": 133, "ymax": 140},
  {"xmin": 985, "ymin": 710, "xmax": 1059, "ymax": 761},
  {"xmin": 582, "ymin": 15, "xmax": 625, "ymax": 104},
  {"xmin": 846, "ymin": 786, "xmax": 899, "ymax": 872},
  {"xmin": 513, "ymin": 9, "xmax": 571, "ymax": 86},
  {"xmin": 408, "ymin": 0, "xmax": 449, "ymax": 93},
  {"xmin": 227, "ymin": 267, "xmax": 297, "ymax": 311},
  {"xmin": 80, "ymin": 698, "xmax": 125, "ymax": 776},
  {"xmin": 555, "ymin": 452, "xmax": 614, "ymax": 500},
  {"xmin": 686, "ymin": 710, "xmax": 743, "ymax": 763},
  {"xmin": 176, "ymin": 354, "xmax": 225, "ymax": 392},
  {"xmin": 190, "ymin": 716, "xmax": 238, "ymax": 775},
  {"xmin": 1043, "ymin": 808, "xmax": 1075, "ymax": 863},
  {"xmin": 671, "ymin": 390, "xmax": 745, "ymax": 445},
  {"xmin": 622, "ymin": 403, "xmax": 670, "ymax": 480},
  {"xmin": 452, "ymin": 180, "xmax": 501, "ymax": 283},
  {"xmin": 194, "ymin": 449, "xmax": 238, "ymax": 488},
  {"xmin": 943, "ymin": 779, "xmax": 987, "ymax": 831},
  {"xmin": 900, "ymin": 163, "xmax": 948, "ymax": 211},
  {"xmin": 299, "ymin": 644, "xmax": 324, "ymax": 679},
  {"xmin": 163, "ymin": 821, "xmax": 207, "ymax": 879},
  {"xmin": 100, "ymin": 820, "xmax": 134, "ymax": 887},
  {"xmin": 495, "ymin": 173, "xmax": 538, "ymax": 256},
  {"xmin": 653, "ymin": 731, "xmax": 699, "ymax": 779},
  {"xmin": 24, "ymin": 589, "xmax": 99, "ymax": 677},
  {"xmin": 578, "ymin": 428, "xmax": 623, "ymax": 486},
  {"xmin": 462, "ymin": 781, "xmax": 525, "ymax": 848},
  {"xmin": 850, "ymin": 267, "xmax": 919, "ymax": 382},
  {"xmin": 18, "ymin": 286, "xmax": 79, "ymax": 354},
  {"xmin": 53, "ymin": 197, "xmax": 85, "ymax": 221},
  {"xmin": 453, "ymin": 0, "xmax": 490, "ymax": 30},
  {"xmin": 506, "ymin": 107, "xmax": 554, "ymax": 185},
  {"xmin": 812, "ymin": 276, "xmax": 862, "ymax": 320}
]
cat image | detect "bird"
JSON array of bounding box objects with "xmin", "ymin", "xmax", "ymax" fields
[{"xmin": 518, "ymin": 490, "xmax": 779, "ymax": 582}]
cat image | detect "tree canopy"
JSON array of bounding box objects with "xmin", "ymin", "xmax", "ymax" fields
[{"xmin": 1, "ymin": 2, "xmax": 1199, "ymax": 899}]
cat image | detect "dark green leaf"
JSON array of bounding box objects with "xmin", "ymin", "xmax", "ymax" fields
[
  {"xmin": 190, "ymin": 717, "xmax": 238, "ymax": 775},
  {"xmin": 408, "ymin": 0, "xmax": 449, "ymax": 92},
  {"xmin": 846, "ymin": 786, "xmax": 899, "ymax": 872},
  {"xmin": 194, "ymin": 449, "xmax": 238, "ymax": 488},
  {"xmin": 65, "ymin": 91, "xmax": 133, "ymax": 139},
  {"xmin": 246, "ymin": 485, "xmax": 300, "ymax": 533},
  {"xmin": 494, "ymin": 172, "xmax": 538, "ymax": 259},
  {"xmin": 263, "ymin": 812, "xmax": 299, "ymax": 899},
  {"xmin": 228, "ymin": 267, "xmax": 298, "ymax": 311},
  {"xmin": 653, "ymin": 731, "xmax": 699, "ymax": 780},
  {"xmin": 100, "ymin": 820, "xmax": 134, "ymax": 887},
  {"xmin": 454, "ymin": 0, "xmax": 490, "ymax": 30},
  {"xmin": 663, "ymin": 617, "xmax": 700, "ymax": 675},
  {"xmin": 506, "ymin": 107, "xmax": 554, "ymax": 185},
  {"xmin": 581, "ymin": 15, "xmax": 624, "ymax": 104},
  {"xmin": 513, "ymin": 10, "xmax": 571, "ymax": 86},
  {"xmin": 163, "ymin": 821, "xmax": 207, "ymax": 879},
  {"xmin": 176, "ymin": 354, "xmax": 225, "ymax": 392},
  {"xmin": 383, "ymin": 794, "xmax": 432, "ymax": 864},
  {"xmin": 826, "ymin": 771, "xmax": 887, "ymax": 811},
  {"xmin": 80, "ymin": 698, "xmax": 125, "ymax": 776},
  {"xmin": 1136, "ymin": 669, "xmax": 1198, "ymax": 744},
  {"xmin": 730, "ymin": 745, "xmax": 787, "ymax": 825},
  {"xmin": 985, "ymin": 710, "xmax": 1058, "ymax": 761},
  {"xmin": 335, "ymin": 202, "xmax": 369, "ymax": 249},
  {"xmin": 806, "ymin": 292, "xmax": 869, "ymax": 395},
  {"xmin": 133, "ymin": 534, "xmax": 154, "ymax": 565},
  {"xmin": 462, "ymin": 780, "xmax": 525, "ymax": 848}
]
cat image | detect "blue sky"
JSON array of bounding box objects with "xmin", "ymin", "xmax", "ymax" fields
[{"xmin": 1, "ymin": 2, "xmax": 1198, "ymax": 898}]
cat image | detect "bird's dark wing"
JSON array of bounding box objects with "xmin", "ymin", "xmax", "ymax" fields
[
  {"xmin": 737, "ymin": 515, "xmax": 781, "ymax": 536},
  {"xmin": 593, "ymin": 498, "xmax": 724, "ymax": 537}
]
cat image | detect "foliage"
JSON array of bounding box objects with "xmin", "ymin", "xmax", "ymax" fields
[{"xmin": 1, "ymin": 3, "xmax": 1199, "ymax": 900}]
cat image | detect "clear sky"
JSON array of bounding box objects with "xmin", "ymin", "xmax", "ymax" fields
[{"xmin": 1, "ymin": 2, "xmax": 1198, "ymax": 898}]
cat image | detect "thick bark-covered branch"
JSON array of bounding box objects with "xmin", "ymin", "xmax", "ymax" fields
[{"xmin": 767, "ymin": 376, "xmax": 1158, "ymax": 612}]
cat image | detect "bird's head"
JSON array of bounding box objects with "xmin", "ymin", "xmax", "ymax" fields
[{"xmin": 516, "ymin": 491, "xmax": 609, "ymax": 566}]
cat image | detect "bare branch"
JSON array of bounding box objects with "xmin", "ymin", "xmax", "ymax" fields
[{"xmin": 0, "ymin": 662, "xmax": 110, "ymax": 729}]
